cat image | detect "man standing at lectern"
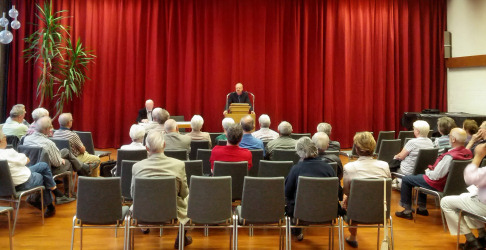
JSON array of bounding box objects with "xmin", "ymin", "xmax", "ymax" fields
[{"xmin": 223, "ymin": 83, "xmax": 254, "ymax": 115}]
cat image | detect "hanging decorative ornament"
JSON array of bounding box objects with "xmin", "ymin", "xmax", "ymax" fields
[
  {"xmin": 0, "ymin": 26, "xmax": 13, "ymax": 44},
  {"xmin": 0, "ymin": 13, "xmax": 8, "ymax": 27},
  {"xmin": 0, "ymin": 5, "xmax": 21, "ymax": 44}
]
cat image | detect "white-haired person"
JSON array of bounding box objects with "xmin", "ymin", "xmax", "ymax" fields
[
  {"xmin": 52, "ymin": 113, "xmax": 101, "ymax": 174},
  {"xmin": 317, "ymin": 122, "xmax": 341, "ymax": 151},
  {"xmin": 266, "ymin": 121, "xmax": 296, "ymax": 160},
  {"xmin": 285, "ymin": 137, "xmax": 337, "ymax": 241},
  {"xmin": 136, "ymin": 99, "xmax": 154, "ymax": 123},
  {"xmin": 441, "ymin": 144, "xmax": 486, "ymax": 250},
  {"xmin": 312, "ymin": 132, "xmax": 343, "ymax": 180},
  {"xmin": 392, "ymin": 120, "xmax": 434, "ymax": 176},
  {"xmin": 131, "ymin": 130, "xmax": 191, "ymax": 248},
  {"xmin": 187, "ymin": 115, "xmax": 211, "ymax": 147},
  {"xmin": 144, "ymin": 107, "xmax": 170, "ymax": 134},
  {"xmin": 2, "ymin": 104, "xmax": 29, "ymax": 139},
  {"xmin": 4, "ymin": 104, "xmax": 30, "ymax": 126},
  {"xmin": 164, "ymin": 119, "xmax": 191, "ymax": 160},
  {"xmin": 0, "ymin": 130, "xmax": 74, "ymax": 217},
  {"xmin": 120, "ymin": 124, "xmax": 146, "ymax": 150},
  {"xmin": 26, "ymin": 107, "xmax": 50, "ymax": 136},
  {"xmin": 395, "ymin": 128, "xmax": 472, "ymax": 220},
  {"xmin": 215, "ymin": 117, "xmax": 235, "ymax": 144},
  {"xmin": 342, "ymin": 132, "xmax": 391, "ymax": 248},
  {"xmin": 252, "ymin": 114, "xmax": 279, "ymax": 141}
]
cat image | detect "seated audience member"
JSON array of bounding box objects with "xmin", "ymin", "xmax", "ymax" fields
[
  {"xmin": 209, "ymin": 123, "xmax": 252, "ymax": 172},
  {"xmin": 396, "ymin": 128, "xmax": 472, "ymax": 220},
  {"xmin": 239, "ymin": 115, "xmax": 265, "ymax": 155},
  {"xmin": 251, "ymin": 114, "xmax": 279, "ymax": 141},
  {"xmin": 26, "ymin": 108, "xmax": 50, "ymax": 136},
  {"xmin": 342, "ymin": 132, "xmax": 391, "ymax": 248},
  {"xmin": 120, "ymin": 124, "xmax": 146, "ymax": 150},
  {"xmin": 23, "ymin": 117, "xmax": 91, "ymax": 177},
  {"xmin": 285, "ymin": 137, "xmax": 338, "ymax": 241},
  {"xmin": 265, "ymin": 121, "xmax": 296, "ymax": 160},
  {"xmin": 187, "ymin": 115, "xmax": 211, "ymax": 147},
  {"xmin": 434, "ymin": 116, "xmax": 457, "ymax": 153},
  {"xmin": 130, "ymin": 131, "xmax": 191, "ymax": 248},
  {"xmin": 52, "ymin": 113, "xmax": 100, "ymax": 169},
  {"xmin": 441, "ymin": 144, "xmax": 486, "ymax": 250},
  {"xmin": 312, "ymin": 132, "xmax": 343, "ymax": 180},
  {"xmin": 164, "ymin": 119, "xmax": 191, "ymax": 159},
  {"xmin": 3, "ymin": 104, "xmax": 29, "ymax": 139},
  {"xmin": 463, "ymin": 119, "xmax": 479, "ymax": 146},
  {"xmin": 317, "ymin": 122, "xmax": 341, "ymax": 151},
  {"xmin": 144, "ymin": 107, "xmax": 170, "ymax": 134},
  {"xmin": 136, "ymin": 99, "xmax": 154, "ymax": 123},
  {"xmin": 5, "ymin": 104, "xmax": 30, "ymax": 126},
  {"xmin": 392, "ymin": 120, "xmax": 434, "ymax": 175},
  {"xmin": 215, "ymin": 117, "xmax": 235, "ymax": 144},
  {"xmin": 0, "ymin": 130, "xmax": 74, "ymax": 217},
  {"xmin": 466, "ymin": 121, "xmax": 486, "ymax": 157}
]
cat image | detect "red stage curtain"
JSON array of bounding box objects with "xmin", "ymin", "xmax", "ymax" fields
[{"xmin": 8, "ymin": 0, "xmax": 446, "ymax": 148}]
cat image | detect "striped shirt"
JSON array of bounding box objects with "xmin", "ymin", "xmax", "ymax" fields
[
  {"xmin": 400, "ymin": 137, "xmax": 434, "ymax": 175},
  {"xmin": 52, "ymin": 128, "xmax": 84, "ymax": 157},
  {"xmin": 252, "ymin": 128, "xmax": 279, "ymax": 142},
  {"xmin": 434, "ymin": 134, "xmax": 451, "ymax": 153},
  {"xmin": 23, "ymin": 132, "xmax": 64, "ymax": 167}
]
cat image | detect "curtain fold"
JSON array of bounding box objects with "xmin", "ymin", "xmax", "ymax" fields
[{"xmin": 8, "ymin": 0, "xmax": 446, "ymax": 148}]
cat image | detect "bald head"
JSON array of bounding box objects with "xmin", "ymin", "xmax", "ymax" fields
[
  {"xmin": 164, "ymin": 119, "xmax": 178, "ymax": 133},
  {"xmin": 240, "ymin": 115, "xmax": 254, "ymax": 133},
  {"xmin": 145, "ymin": 99, "xmax": 154, "ymax": 111},
  {"xmin": 450, "ymin": 127, "xmax": 467, "ymax": 147},
  {"xmin": 235, "ymin": 83, "xmax": 243, "ymax": 95}
]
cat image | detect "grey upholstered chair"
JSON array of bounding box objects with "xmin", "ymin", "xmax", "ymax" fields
[
  {"xmin": 213, "ymin": 161, "xmax": 248, "ymax": 201},
  {"xmin": 393, "ymin": 148, "xmax": 439, "ymax": 179},
  {"xmin": 374, "ymin": 131, "xmax": 395, "ymax": 154},
  {"xmin": 127, "ymin": 177, "xmax": 181, "ymax": 249},
  {"xmin": 196, "ymin": 149, "xmax": 212, "ymax": 176},
  {"xmin": 0, "ymin": 206, "xmax": 13, "ymax": 250},
  {"xmin": 398, "ymin": 131, "xmax": 415, "ymax": 147},
  {"xmin": 273, "ymin": 149, "xmax": 300, "ymax": 165},
  {"xmin": 377, "ymin": 139, "xmax": 402, "ymax": 163},
  {"xmin": 75, "ymin": 131, "xmax": 112, "ymax": 159},
  {"xmin": 248, "ymin": 149, "xmax": 264, "ymax": 177},
  {"xmin": 343, "ymin": 178, "xmax": 394, "ymax": 250},
  {"xmin": 235, "ymin": 177, "xmax": 286, "ymax": 249},
  {"xmin": 120, "ymin": 160, "xmax": 139, "ymax": 203},
  {"xmin": 287, "ymin": 176, "xmax": 342, "ymax": 250},
  {"xmin": 183, "ymin": 160, "xmax": 203, "ymax": 188},
  {"xmin": 457, "ymin": 210, "xmax": 486, "ymax": 249},
  {"xmin": 0, "ymin": 160, "xmax": 45, "ymax": 234},
  {"xmin": 184, "ymin": 176, "xmax": 234, "ymax": 248},
  {"xmin": 71, "ymin": 177, "xmax": 129, "ymax": 250},
  {"xmin": 258, "ymin": 160, "xmax": 293, "ymax": 178},
  {"xmin": 209, "ymin": 133, "xmax": 221, "ymax": 149},
  {"xmin": 165, "ymin": 150, "xmax": 188, "ymax": 161},
  {"xmin": 217, "ymin": 140, "xmax": 227, "ymax": 146},
  {"xmin": 189, "ymin": 140, "xmax": 210, "ymax": 160},
  {"xmin": 413, "ymin": 159, "xmax": 472, "ymax": 231},
  {"xmin": 115, "ymin": 149, "xmax": 147, "ymax": 177},
  {"xmin": 290, "ymin": 133, "xmax": 311, "ymax": 140},
  {"xmin": 50, "ymin": 138, "xmax": 71, "ymax": 152}
]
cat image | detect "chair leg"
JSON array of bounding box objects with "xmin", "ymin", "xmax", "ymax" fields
[
  {"xmin": 204, "ymin": 224, "xmax": 209, "ymax": 236},
  {"xmin": 80, "ymin": 227, "xmax": 83, "ymax": 250},
  {"xmin": 377, "ymin": 226, "xmax": 380, "ymax": 250},
  {"xmin": 12, "ymin": 200, "xmax": 20, "ymax": 235},
  {"xmin": 179, "ymin": 223, "xmax": 184, "ymax": 250},
  {"xmin": 40, "ymin": 190, "xmax": 45, "ymax": 225},
  {"xmin": 7, "ymin": 210, "xmax": 12, "ymax": 250},
  {"xmin": 457, "ymin": 210, "xmax": 463, "ymax": 250},
  {"xmin": 390, "ymin": 216, "xmax": 394, "ymax": 250},
  {"xmin": 438, "ymin": 197, "xmax": 448, "ymax": 232},
  {"xmin": 331, "ymin": 221, "xmax": 334, "ymax": 250},
  {"xmin": 71, "ymin": 217, "xmax": 76, "ymax": 250},
  {"xmin": 160, "ymin": 227, "xmax": 163, "ymax": 237},
  {"xmin": 413, "ymin": 188, "xmax": 419, "ymax": 223}
]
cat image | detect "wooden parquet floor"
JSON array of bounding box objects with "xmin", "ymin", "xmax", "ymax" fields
[{"xmin": 0, "ymin": 149, "xmax": 460, "ymax": 249}]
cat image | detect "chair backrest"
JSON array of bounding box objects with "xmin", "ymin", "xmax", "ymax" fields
[
  {"xmin": 115, "ymin": 149, "xmax": 147, "ymax": 176},
  {"xmin": 218, "ymin": 140, "xmax": 227, "ymax": 146},
  {"xmin": 412, "ymin": 148, "xmax": 439, "ymax": 175},
  {"xmin": 213, "ymin": 161, "xmax": 248, "ymax": 200},
  {"xmin": 347, "ymin": 178, "xmax": 392, "ymax": 224},
  {"xmin": 17, "ymin": 145, "xmax": 49, "ymax": 166},
  {"xmin": 76, "ymin": 177, "xmax": 124, "ymax": 224},
  {"xmin": 263, "ymin": 140, "xmax": 269, "ymax": 149},
  {"xmin": 249, "ymin": 149, "xmax": 264, "ymax": 177},
  {"xmin": 184, "ymin": 160, "xmax": 203, "ymax": 187},
  {"xmin": 325, "ymin": 151, "xmax": 339, "ymax": 157},
  {"xmin": 294, "ymin": 176, "xmax": 339, "ymax": 223},
  {"xmin": 209, "ymin": 133, "xmax": 221, "ymax": 149},
  {"xmin": 6, "ymin": 135, "xmax": 19, "ymax": 150},
  {"xmin": 189, "ymin": 140, "xmax": 210, "ymax": 160},
  {"xmin": 0, "ymin": 160, "xmax": 16, "ymax": 197},
  {"xmin": 328, "ymin": 162, "xmax": 338, "ymax": 175},
  {"xmin": 196, "ymin": 149, "xmax": 212, "ymax": 175},
  {"xmin": 258, "ymin": 160, "xmax": 293, "ymax": 178},
  {"xmin": 240, "ymin": 176, "xmax": 285, "ymax": 223},
  {"xmin": 50, "ymin": 138, "xmax": 71, "ymax": 152},
  {"xmin": 481, "ymin": 158, "xmax": 486, "ymax": 167},
  {"xmin": 171, "ymin": 115, "xmax": 184, "ymax": 121},
  {"xmin": 132, "ymin": 177, "xmax": 178, "ymax": 223},
  {"xmin": 374, "ymin": 131, "xmax": 395, "ymax": 154},
  {"xmin": 398, "ymin": 131, "xmax": 415, "ymax": 147},
  {"xmin": 443, "ymin": 159, "xmax": 473, "ymax": 196},
  {"xmin": 75, "ymin": 131, "xmax": 96, "ymax": 155},
  {"xmin": 273, "ymin": 149, "xmax": 300, "ymax": 164},
  {"xmin": 188, "ymin": 176, "xmax": 232, "ymax": 224},
  {"xmin": 377, "ymin": 139, "xmax": 402, "ymax": 163},
  {"xmin": 121, "ymin": 160, "xmax": 138, "ymax": 201},
  {"xmin": 290, "ymin": 133, "xmax": 311, "ymax": 140},
  {"xmin": 164, "ymin": 149, "xmax": 188, "ymax": 161}
]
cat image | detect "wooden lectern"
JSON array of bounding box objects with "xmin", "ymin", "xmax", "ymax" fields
[{"xmin": 225, "ymin": 103, "xmax": 256, "ymax": 124}]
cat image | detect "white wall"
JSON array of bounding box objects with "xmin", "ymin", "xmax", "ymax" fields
[{"xmin": 447, "ymin": 0, "xmax": 486, "ymax": 115}]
